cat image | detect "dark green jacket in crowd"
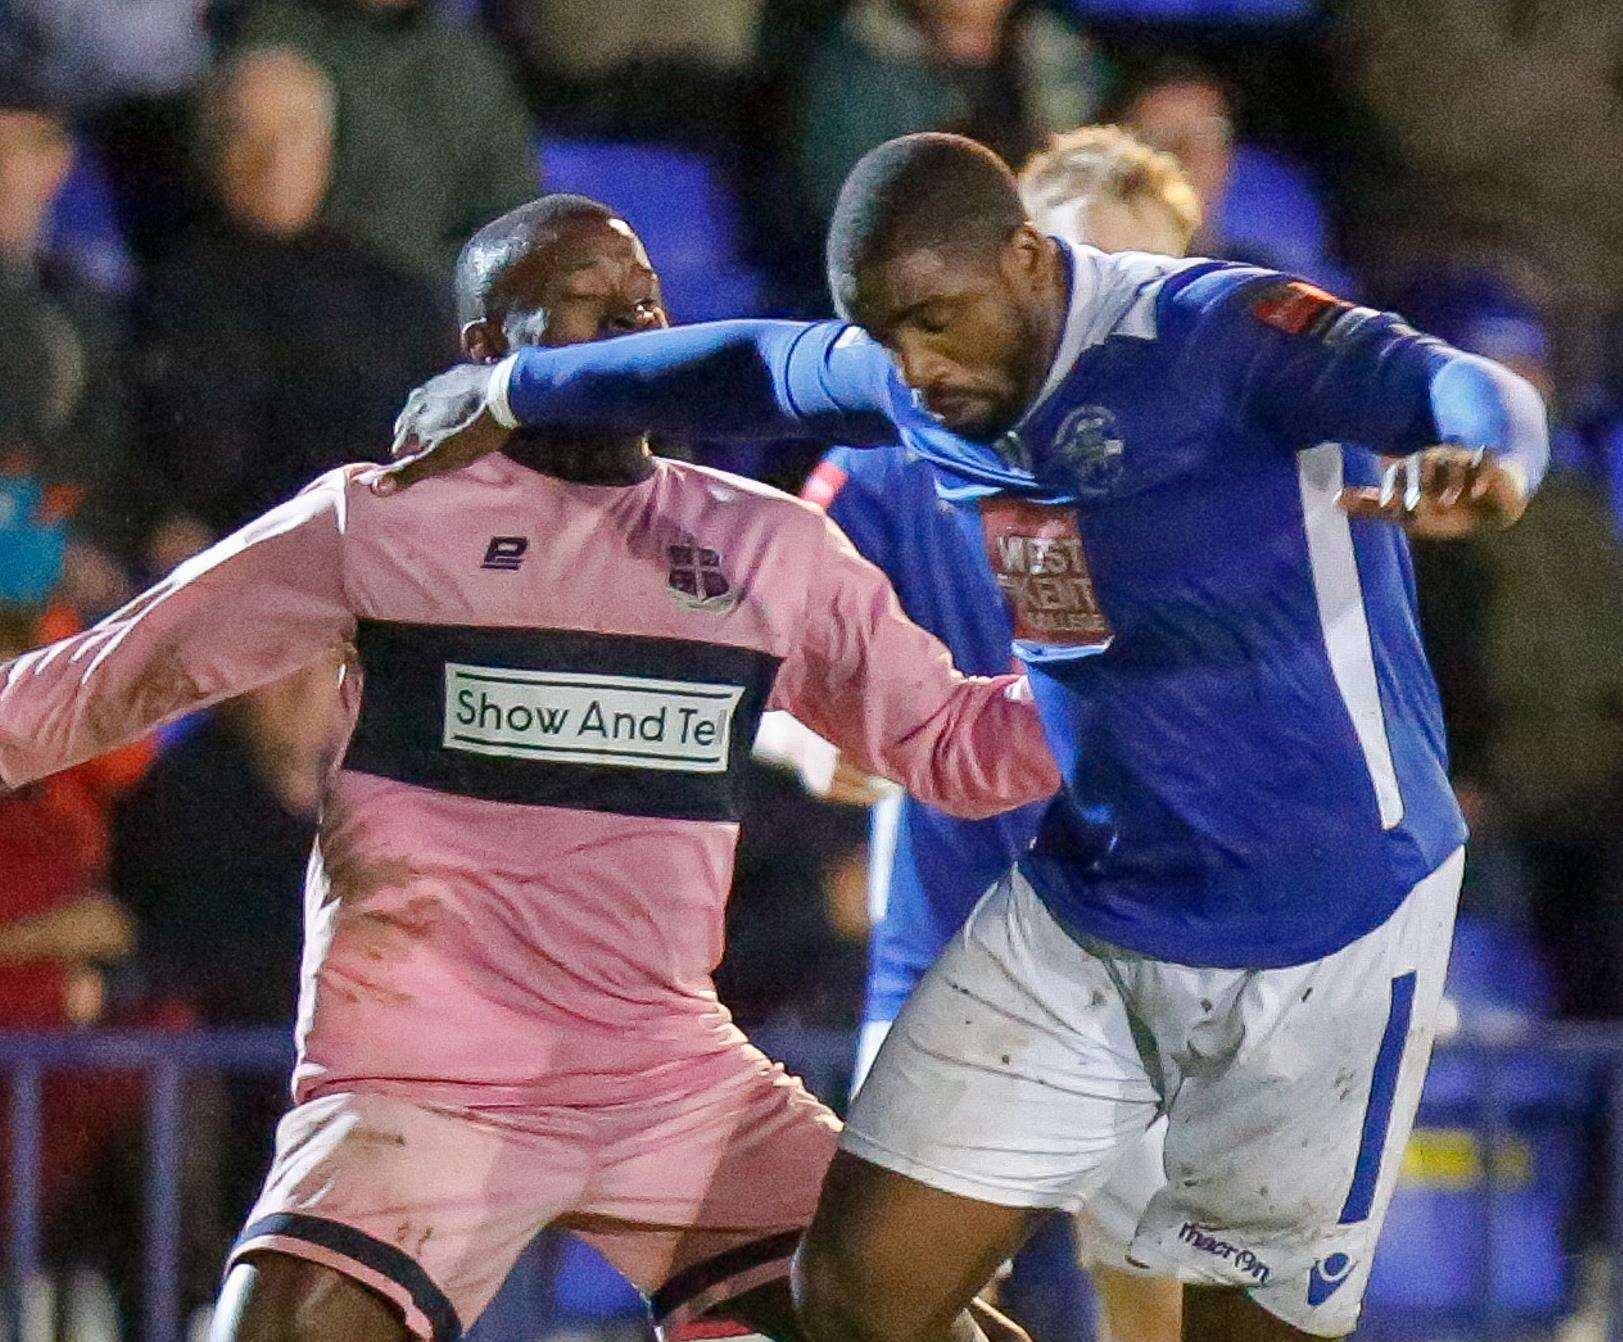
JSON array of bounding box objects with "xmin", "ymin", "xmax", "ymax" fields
[
  {"xmin": 1481, "ymin": 469, "xmax": 1623, "ymax": 839},
  {"xmin": 786, "ymin": 0, "xmax": 1109, "ymax": 224},
  {"xmin": 233, "ymin": 0, "xmax": 538, "ymax": 286}
]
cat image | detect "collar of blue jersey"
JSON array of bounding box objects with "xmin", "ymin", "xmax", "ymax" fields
[{"xmin": 913, "ymin": 238, "xmax": 1095, "ymax": 504}]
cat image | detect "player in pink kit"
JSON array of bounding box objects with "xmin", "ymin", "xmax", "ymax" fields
[{"xmin": 0, "ymin": 196, "xmax": 1059, "ymax": 1342}]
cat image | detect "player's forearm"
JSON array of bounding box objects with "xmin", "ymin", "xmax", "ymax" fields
[
  {"xmin": 899, "ymin": 676, "xmax": 1062, "ymax": 820},
  {"xmin": 1428, "ymin": 353, "xmax": 1550, "ymax": 498},
  {"xmin": 490, "ymin": 319, "xmax": 898, "ymax": 445},
  {"xmin": 491, "ymin": 320, "xmax": 812, "ymax": 440},
  {"xmin": 0, "ymin": 894, "xmax": 133, "ymax": 965}
]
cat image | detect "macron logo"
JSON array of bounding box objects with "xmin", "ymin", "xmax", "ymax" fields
[
  {"xmin": 1176, "ymin": 1223, "xmax": 1271, "ymax": 1285},
  {"xmin": 482, "ymin": 536, "xmax": 528, "ymax": 571}
]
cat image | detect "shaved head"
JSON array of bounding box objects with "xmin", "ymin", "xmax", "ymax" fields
[
  {"xmin": 820, "ymin": 133, "xmax": 1066, "ymax": 443},
  {"xmin": 454, "ymin": 194, "xmax": 621, "ymax": 328},
  {"xmin": 826, "ymin": 133, "xmax": 1027, "ymax": 322}
]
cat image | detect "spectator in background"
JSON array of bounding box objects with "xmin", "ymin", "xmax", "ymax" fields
[
  {"xmin": 134, "ymin": 48, "xmax": 448, "ymax": 562},
  {"xmin": 1018, "ymin": 121, "xmax": 1201, "ymax": 256},
  {"xmin": 717, "ymin": 766, "xmax": 873, "ymax": 1038},
  {"xmin": 0, "ymin": 603, "xmax": 133, "ymax": 1036},
  {"xmin": 1119, "ymin": 64, "xmax": 1350, "ymax": 289},
  {"xmin": 0, "ymin": 84, "xmax": 136, "ymax": 571},
  {"xmin": 0, "ymin": 0, "xmax": 212, "ymax": 264},
  {"xmin": 487, "ymin": 0, "xmax": 763, "ymax": 133},
  {"xmin": 0, "ymin": 601, "xmax": 156, "ymax": 1308},
  {"xmin": 1580, "ymin": 312, "xmax": 1623, "ymax": 542},
  {"xmin": 113, "ymin": 656, "xmax": 342, "ymax": 1037},
  {"xmin": 230, "ymin": 0, "xmax": 537, "ymax": 286},
  {"xmin": 1336, "ymin": 0, "xmax": 1623, "ymax": 340},
  {"xmin": 1396, "ymin": 267, "xmax": 1623, "ymax": 1019},
  {"xmin": 784, "ymin": 0, "xmax": 1108, "ymax": 234},
  {"xmin": 503, "ymin": 0, "xmax": 761, "ymax": 79}
]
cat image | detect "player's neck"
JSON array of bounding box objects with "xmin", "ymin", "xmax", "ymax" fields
[{"xmin": 502, "ymin": 430, "xmax": 655, "ymax": 486}]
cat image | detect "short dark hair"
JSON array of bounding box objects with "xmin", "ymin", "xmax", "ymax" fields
[
  {"xmin": 454, "ymin": 193, "xmax": 618, "ymax": 327},
  {"xmin": 826, "ymin": 133, "xmax": 1027, "ymax": 320}
]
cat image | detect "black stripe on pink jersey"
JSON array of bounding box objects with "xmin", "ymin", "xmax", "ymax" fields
[{"xmin": 343, "ymin": 621, "xmax": 781, "ymax": 822}]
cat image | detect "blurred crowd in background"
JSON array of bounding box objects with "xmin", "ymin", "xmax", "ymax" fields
[{"xmin": 2, "ymin": 0, "xmax": 1623, "ymax": 1336}]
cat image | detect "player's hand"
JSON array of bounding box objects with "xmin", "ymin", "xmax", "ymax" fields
[
  {"xmin": 824, "ymin": 756, "xmax": 900, "ymax": 808},
  {"xmin": 1336, "ymin": 446, "xmax": 1528, "ymax": 539},
  {"xmin": 369, "ymin": 364, "xmax": 513, "ymax": 496}
]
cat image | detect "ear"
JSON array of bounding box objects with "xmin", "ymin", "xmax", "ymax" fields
[
  {"xmin": 1006, "ymin": 223, "xmax": 1051, "ymax": 279},
  {"xmin": 1000, "ymin": 223, "xmax": 1060, "ymax": 304},
  {"xmin": 461, "ymin": 320, "xmax": 507, "ymax": 364}
]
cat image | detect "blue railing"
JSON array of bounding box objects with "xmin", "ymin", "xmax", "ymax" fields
[{"xmin": 4, "ymin": 1024, "xmax": 1623, "ymax": 1341}]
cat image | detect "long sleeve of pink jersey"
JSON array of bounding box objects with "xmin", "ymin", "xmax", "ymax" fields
[
  {"xmin": 0, "ymin": 471, "xmax": 358, "ymax": 789},
  {"xmin": 771, "ymin": 514, "xmax": 1060, "ymax": 819}
]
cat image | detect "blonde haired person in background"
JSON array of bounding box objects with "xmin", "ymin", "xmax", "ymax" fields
[
  {"xmin": 756, "ymin": 125, "xmax": 1197, "ymax": 1342},
  {"xmin": 1018, "ymin": 122, "xmax": 1200, "ymax": 256}
]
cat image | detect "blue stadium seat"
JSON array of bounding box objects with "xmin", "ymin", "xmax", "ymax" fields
[
  {"xmin": 1067, "ymin": 0, "xmax": 1316, "ymax": 21},
  {"xmin": 1215, "ymin": 145, "xmax": 1353, "ymax": 295},
  {"xmin": 44, "ymin": 139, "xmax": 135, "ymax": 294},
  {"xmin": 538, "ymin": 138, "xmax": 766, "ymax": 322}
]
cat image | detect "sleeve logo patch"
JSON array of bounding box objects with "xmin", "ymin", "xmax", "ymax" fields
[{"xmin": 1251, "ymin": 281, "xmax": 1351, "ymax": 339}]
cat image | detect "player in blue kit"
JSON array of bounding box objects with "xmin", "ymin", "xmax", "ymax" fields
[
  {"xmin": 377, "ymin": 133, "xmax": 1549, "ymax": 1342},
  {"xmin": 762, "ymin": 127, "xmax": 1203, "ymax": 1342}
]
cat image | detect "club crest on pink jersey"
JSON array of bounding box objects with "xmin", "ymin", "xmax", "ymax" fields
[{"xmin": 667, "ymin": 541, "xmax": 739, "ymax": 613}]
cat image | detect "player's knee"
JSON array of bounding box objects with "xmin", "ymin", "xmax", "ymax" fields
[
  {"xmin": 213, "ymin": 1255, "xmax": 409, "ymax": 1342},
  {"xmin": 791, "ymin": 1237, "xmax": 879, "ymax": 1342}
]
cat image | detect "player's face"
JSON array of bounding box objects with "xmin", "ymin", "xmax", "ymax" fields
[
  {"xmin": 469, "ymin": 216, "xmax": 668, "ymax": 360},
  {"xmin": 854, "ymin": 228, "xmax": 1052, "ymax": 442}
]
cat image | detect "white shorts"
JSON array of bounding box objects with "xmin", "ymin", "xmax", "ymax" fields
[
  {"xmin": 854, "ymin": 1018, "xmax": 1170, "ymax": 1280},
  {"xmin": 843, "ymin": 850, "xmax": 1464, "ymax": 1337}
]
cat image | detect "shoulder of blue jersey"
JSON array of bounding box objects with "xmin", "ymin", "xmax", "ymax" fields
[{"xmin": 1155, "ymin": 263, "xmax": 1386, "ymax": 352}]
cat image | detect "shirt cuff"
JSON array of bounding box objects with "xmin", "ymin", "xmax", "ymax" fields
[{"xmin": 486, "ymin": 354, "xmax": 521, "ymax": 430}]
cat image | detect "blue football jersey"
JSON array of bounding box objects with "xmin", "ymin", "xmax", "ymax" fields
[
  {"xmin": 856, "ymin": 251, "xmax": 1473, "ymax": 967},
  {"xmin": 502, "ymin": 243, "xmax": 1550, "ymax": 969},
  {"xmin": 808, "ymin": 448, "xmax": 1049, "ymax": 1018}
]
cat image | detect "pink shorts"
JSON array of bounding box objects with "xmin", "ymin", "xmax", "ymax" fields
[{"xmin": 229, "ymin": 1051, "xmax": 840, "ymax": 1340}]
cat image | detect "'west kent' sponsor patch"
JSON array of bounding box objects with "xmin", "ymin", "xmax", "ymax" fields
[{"xmin": 980, "ymin": 497, "xmax": 1112, "ymax": 649}]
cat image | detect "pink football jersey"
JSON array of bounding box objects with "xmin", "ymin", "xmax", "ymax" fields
[{"xmin": 0, "ymin": 456, "xmax": 1058, "ymax": 1105}]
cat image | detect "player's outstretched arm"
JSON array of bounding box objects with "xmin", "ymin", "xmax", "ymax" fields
[
  {"xmin": 1337, "ymin": 356, "xmax": 1546, "ymax": 537},
  {"xmin": 771, "ymin": 513, "xmax": 1060, "ymax": 819},
  {"xmin": 0, "ymin": 472, "xmax": 358, "ymax": 790},
  {"xmin": 373, "ymin": 320, "xmax": 901, "ymax": 494},
  {"xmin": 1173, "ymin": 270, "xmax": 1549, "ymax": 538}
]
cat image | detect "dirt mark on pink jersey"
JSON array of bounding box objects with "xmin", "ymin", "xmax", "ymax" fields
[{"xmin": 89, "ymin": 647, "xmax": 203, "ymax": 742}]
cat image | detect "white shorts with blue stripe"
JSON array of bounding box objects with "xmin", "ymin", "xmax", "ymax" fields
[{"xmin": 841, "ymin": 849, "xmax": 1464, "ymax": 1337}]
